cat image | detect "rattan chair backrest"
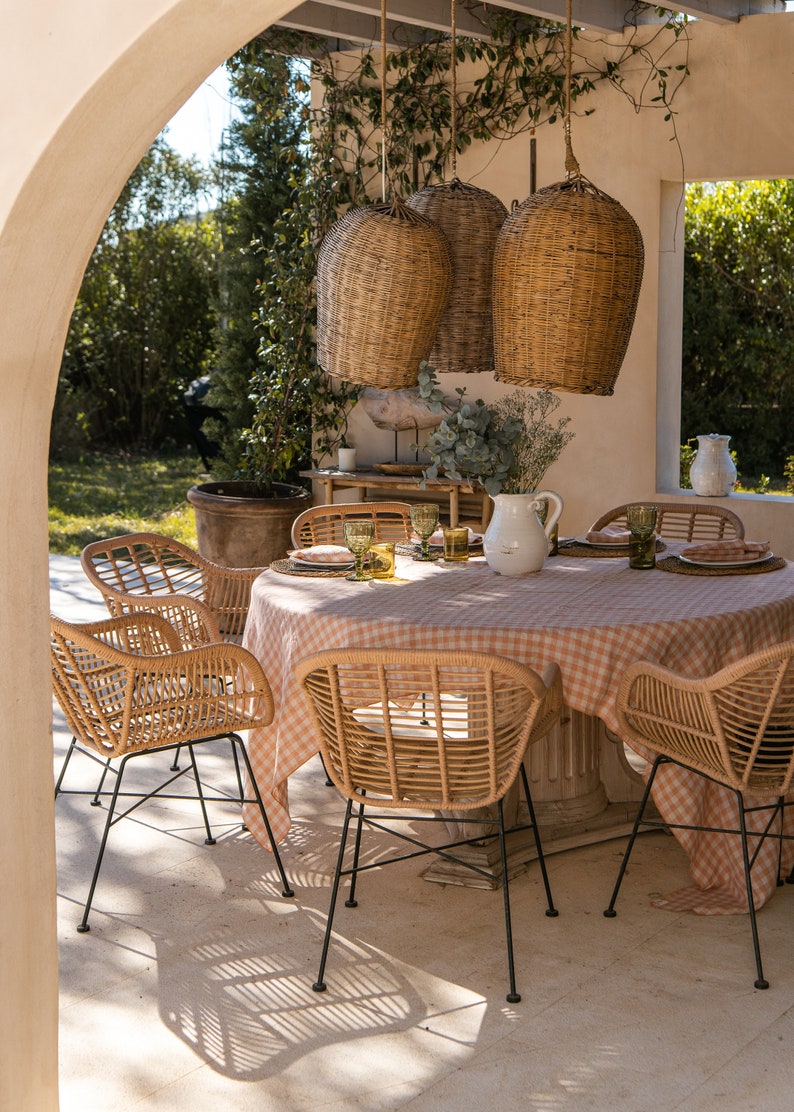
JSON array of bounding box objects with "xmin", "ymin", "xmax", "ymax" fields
[
  {"xmin": 81, "ymin": 532, "xmax": 264, "ymax": 640},
  {"xmin": 290, "ymin": 502, "xmax": 413, "ymax": 549},
  {"xmin": 50, "ymin": 612, "xmax": 274, "ymax": 759},
  {"xmin": 296, "ymin": 648, "xmax": 562, "ymax": 812},
  {"xmin": 590, "ymin": 501, "xmax": 744, "ymax": 542},
  {"xmin": 617, "ymin": 641, "xmax": 794, "ymax": 797}
]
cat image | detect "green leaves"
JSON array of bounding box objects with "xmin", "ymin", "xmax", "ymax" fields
[{"xmin": 683, "ymin": 179, "xmax": 794, "ymax": 477}]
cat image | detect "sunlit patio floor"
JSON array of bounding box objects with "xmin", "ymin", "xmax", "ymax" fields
[{"xmin": 51, "ymin": 555, "xmax": 794, "ymax": 1111}]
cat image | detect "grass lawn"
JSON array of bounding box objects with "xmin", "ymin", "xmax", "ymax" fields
[{"xmin": 49, "ymin": 451, "xmax": 206, "ymax": 555}]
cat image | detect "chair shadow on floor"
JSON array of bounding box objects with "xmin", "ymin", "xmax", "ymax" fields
[{"xmin": 57, "ymin": 796, "xmax": 445, "ymax": 1082}]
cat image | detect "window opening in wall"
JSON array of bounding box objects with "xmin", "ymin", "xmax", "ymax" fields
[{"xmin": 681, "ymin": 179, "xmax": 794, "ymax": 497}]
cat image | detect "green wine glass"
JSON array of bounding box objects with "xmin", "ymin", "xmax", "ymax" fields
[
  {"xmin": 410, "ymin": 503, "xmax": 440, "ymax": 562},
  {"xmin": 343, "ymin": 520, "xmax": 375, "ymax": 581},
  {"xmin": 626, "ymin": 503, "xmax": 658, "ymax": 570}
]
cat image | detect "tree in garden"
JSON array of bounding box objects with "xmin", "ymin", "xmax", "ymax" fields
[
  {"xmin": 683, "ymin": 179, "xmax": 794, "ymax": 478},
  {"xmin": 207, "ymin": 40, "xmax": 359, "ymax": 489},
  {"xmin": 207, "ymin": 43, "xmax": 312, "ymax": 447},
  {"xmin": 54, "ymin": 138, "xmax": 219, "ymax": 456}
]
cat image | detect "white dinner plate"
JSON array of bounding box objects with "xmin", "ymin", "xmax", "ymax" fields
[
  {"xmin": 574, "ymin": 535, "xmax": 632, "ymax": 549},
  {"xmin": 678, "ymin": 552, "xmax": 774, "ymax": 569},
  {"xmin": 290, "ymin": 556, "xmax": 354, "ymax": 569}
]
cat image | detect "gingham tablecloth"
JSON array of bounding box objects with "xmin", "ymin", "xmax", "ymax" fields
[{"xmin": 242, "ymin": 549, "xmax": 794, "ymax": 913}]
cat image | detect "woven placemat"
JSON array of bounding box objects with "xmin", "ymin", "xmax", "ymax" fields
[
  {"xmin": 657, "ymin": 555, "xmax": 787, "ymax": 577},
  {"xmin": 270, "ymin": 558, "xmax": 352, "ymax": 578},
  {"xmin": 557, "ymin": 539, "xmax": 666, "ymax": 559},
  {"xmin": 396, "ymin": 543, "xmax": 484, "ymax": 558}
]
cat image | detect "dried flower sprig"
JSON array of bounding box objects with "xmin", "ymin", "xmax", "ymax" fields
[{"xmin": 493, "ymin": 389, "xmax": 575, "ymax": 493}]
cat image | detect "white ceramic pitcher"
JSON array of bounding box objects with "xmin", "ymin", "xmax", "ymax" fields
[
  {"xmin": 483, "ymin": 490, "xmax": 564, "ymax": 576},
  {"xmin": 689, "ymin": 434, "xmax": 737, "ymax": 497}
]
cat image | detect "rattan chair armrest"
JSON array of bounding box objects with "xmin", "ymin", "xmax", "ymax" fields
[
  {"xmin": 52, "ymin": 616, "xmax": 276, "ymax": 757},
  {"xmin": 96, "ymin": 590, "xmax": 223, "ymax": 648},
  {"xmin": 616, "ymin": 644, "xmax": 794, "ymax": 792},
  {"xmin": 52, "ymin": 610, "xmax": 186, "ymax": 655}
]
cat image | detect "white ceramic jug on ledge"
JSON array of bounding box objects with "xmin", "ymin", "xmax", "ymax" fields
[
  {"xmin": 483, "ymin": 490, "xmax": 563, "ymax": 576},
  {"xmin": 689, "ymin": 434, "xmax": 737, "ymax": 497}
]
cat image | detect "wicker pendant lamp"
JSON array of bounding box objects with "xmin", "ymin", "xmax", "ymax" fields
[
  {"xmin": 406, "ymin": 0, "xmax": 508, "ymax": 374},
  {"xmin": 315, "ymin": 0, "xmax": 452, "ymax": 389},
  {"xmin": 492, "ymin": 0, "xmax": 644, "ymax": 395}
]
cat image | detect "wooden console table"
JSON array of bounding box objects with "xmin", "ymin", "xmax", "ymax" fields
[{"xmin": 299, "ymin": 467, "xmax": 492, "ymax": 530}]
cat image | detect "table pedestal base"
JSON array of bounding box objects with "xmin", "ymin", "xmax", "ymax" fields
[{"xmin": 421, "ymin": 711, "xmax": 657, "ymax": 888}]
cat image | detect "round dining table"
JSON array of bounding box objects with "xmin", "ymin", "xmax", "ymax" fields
[{"xmin": 241, "ymin": 544, "xmax": 794, "ymax": 913}]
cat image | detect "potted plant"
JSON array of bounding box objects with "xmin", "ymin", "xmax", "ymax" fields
[
  {"xmin": 419, "ymin": 368, "xmax": 575, "ymax": 575},
  {"xmin": 188, "ymin": 345, "xmax": 358, "ymax": 566},
  {"xmin": 188, "ymin": 54, "xmax": 358, "ymax": 568}
]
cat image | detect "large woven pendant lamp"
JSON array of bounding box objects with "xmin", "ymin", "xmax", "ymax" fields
[
  {"xmin": 315, "ymin": 0, "xmax": 453, "ymax": 389},
  {"xmin": 406, "ymin": 0, "xmax": 508, "ymax": 374},
  {"xmin": 492, "ymin": 0, "xmax": 644, "ymax": 395}
]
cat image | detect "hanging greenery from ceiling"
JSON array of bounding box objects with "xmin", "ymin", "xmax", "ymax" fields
[{"xmin": 258, "ymin": 8, "xmax": 689, "ymax": 204}]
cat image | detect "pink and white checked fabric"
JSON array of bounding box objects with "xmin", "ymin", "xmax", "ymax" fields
[{"xmin": 242, "ymin": 549, "xmax": 794, "ymax": 913}]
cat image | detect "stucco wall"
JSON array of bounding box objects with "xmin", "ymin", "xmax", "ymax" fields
[
  {"xmin": 0, "ymin": 4, "xmax": 295, "ymax": 1108},
  {"xmin": 1, "ymin": 8, "xmax": 793, "ymax": 1109}
]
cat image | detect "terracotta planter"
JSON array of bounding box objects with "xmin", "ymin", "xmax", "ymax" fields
[{"xmin": 187, "ymin": 480, "xmax": 311, "ymax": 568}]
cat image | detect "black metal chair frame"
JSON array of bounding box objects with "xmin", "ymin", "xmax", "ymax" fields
[
  {"xmin": 314, "ymin": 764, "xmax": 558, "ymax": 1004},
  {"xmin": 55, "ymin": 729, "xmax": 294, "ymax": 932},
  {"xmin": 603, "ymin": 753, "xmax": 792, "ymax": 990}
]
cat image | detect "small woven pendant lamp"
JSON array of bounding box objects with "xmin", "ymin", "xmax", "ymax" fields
[
  {"xmin": 315, "ymin": 0, "xmax": 452, "ymax": 389},
  {"xmin": 406, "ymin": 0, "xmax": 508, "ymax": 374},
  {"xmin": 492, "ymin": 0, "xmax": 644, "ymax": 395}
]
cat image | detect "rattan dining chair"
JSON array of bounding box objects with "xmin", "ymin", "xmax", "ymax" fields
[
  {"xmin": 296, "ymin": 648, "xmax": 564, "ymax": 1003},
  {"xmin": 81, "ymin": 532, "xmax": 265, "ymax": 646},
  {"xmin": 604, "ymin": 642, "xmax": 794, "ymax": 989},
  {"xmin": 589, "ymin": 501, "xmax": 744, "ymax": 542},
  {"xmin": 290, "ymin": 501, "xmax": 413, "ymax": 548},
  {"xmin": 51, "ymin": 611, "xmax": 294, "ymax": 932}
]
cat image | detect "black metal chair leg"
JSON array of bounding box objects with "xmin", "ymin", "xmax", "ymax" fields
[
  {"xmin": 345, "ymin": 799, "xmax": 366, "ymax": 908},
  {"xmin": 229, "ymin": 739, "xmax": 246, "ymax": 824},
  {"xmin": 77, "ymin": 753, "xmax": 131, "ymax": 932},
  {"xmin": 737, "ymin": 794, "xmax": 769, "ymax": 990},
  {"xmin": 169, "ymin": 741, "xmax": 183, "ymax": 772},
  {"xmin": 603, "ymin": 755, "xmax": 661, "ymax": 918},
  {"xmin": 313, "ymin": 798, "xmax": 355, "ymax": 993},
  {"xmin": 89, "ymin": 757, "xmax": 114, "ymax": 806},
  {"xmin": 54, "ymin": 737, "xmax": 79, "ymax": 799},
  {"xmin": 235, "ymin": 738, "xmax": 294, "ymax": 898},
  {"xmin": 520, "ymin": 765, "xmax": 558, "ymax": 917},
  {"xmin": 498, "ymin": 799, "xmax": 521, "ymax": 1003},
  {"xmin": 774, "ymin": 795, "xmax": 785, "ymax": 886},
  {"xmin": 187, "ymin": 743, "xmax": 216, "ymax": 845}
]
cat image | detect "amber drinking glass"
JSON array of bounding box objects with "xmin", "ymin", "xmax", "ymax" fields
[
  {"xmin": 343, "ymin": 521, "xmax": 375, "ymax": 581},
  {"xmin": 369, "ymin": 542, "xmax": 395, "ymax": 579},
  {"xmin": 410, "ymin": 504, "xmax": 440, "ymax": 562},
  {"xmin": 626, "ymin": 503, "xmax": 658, "ymax": 570},
  {"xmin": 443, "ymin": 527, "xmax": 469, "ymax": 562}
]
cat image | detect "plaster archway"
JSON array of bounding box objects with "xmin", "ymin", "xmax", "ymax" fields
[{"xmin": 0, "ymin": 3, "xmax": 293, "ymax": 1107}]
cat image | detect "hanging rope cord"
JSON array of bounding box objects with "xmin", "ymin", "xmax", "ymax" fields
[
  {"xmin": 563, "ymin": 0, "xmax": 581, "ymax": 178},
  {"xmin": 381, "ymin": 0, "xmax": 389, "ymax": 201},
  {"xmin": 450, "ymin": 0, "xmax": 458, "ymax": 180},
  {"xmin": 381, "ymin": 0, "xmax": 458, "ymax": 192}
]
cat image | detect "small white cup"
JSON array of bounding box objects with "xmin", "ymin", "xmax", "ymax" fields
[{"xmin": 337, "ymin": 447, "xmax": 357, "ymax": 471}]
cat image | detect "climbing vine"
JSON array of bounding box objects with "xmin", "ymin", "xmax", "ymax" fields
[
  {"xmin": 258, "ymin": 5, "xmax": 689, "ymax": 201},
  {"xmin": 213, "ymin": 11, "xmax": 689, "ymax": 489}
]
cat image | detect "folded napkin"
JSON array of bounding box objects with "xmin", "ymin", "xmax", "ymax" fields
[
  {"xmin": 585, "ymin": 525, "xmax": 632, "ymax": 545},
  {"xmin": 680, "ymin": 538, "xmax": 771, "ymax": 562},
  {"xmin": 419, "ymin": 527, "xmax": 483, "ymax": 546},
  {"xmin": 289, "ymin": 545, "xmax": 353, "ymax": 564}
]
